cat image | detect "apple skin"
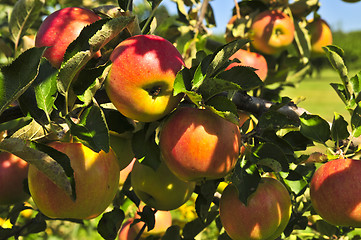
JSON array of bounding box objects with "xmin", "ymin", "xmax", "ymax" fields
[
  {"xmin": 105, "ymin": 35, "xmax": 185, "ymax": 122},
  {"xmin": 119, "ymin": 158, "xmax": 136, "ymax": 186},
  {"xmin": 310, "ymin": 158, "xmax": 361, "ymax": 227},
  {"xmin": 132, "ymin": 204, "xmax": 173, "ymax": 237},
  {"xmin": 0, "ymin": 152, "xmax": 29, "ymax": 205},
  {"xmin": 226, "ymin": 48, "xmax": 268, "ymax": 81},
  {"xmin": 219, "ymin": 178, "xmax": 292, "ymax": 240},
  {"xmin": 159, "ymin": 107, "xmax": 241, "ymax": 182},
  {"xmin": 118, "ymin": 219, "xmax": 140, "ymax": 240},
  {"xmin": 306, "ymin": 18, "xmax": 333, "ymax": 57},
  {"xmin": 28, "ymin": 142, "xmax": 120, "ymax": 220},
  {"xmin": 131, "ymin": 159, "xmax": 196, "ymax": 211},
  {"xmin": 35, "ymin": 7, "xmax": 101, "ymax": 69},
  {"xmin": 250, "ymin": 10, "xmax": 295, "ymax": 55},
  {"xmin": 109, "ymin": 131, "xmax": 134, "ymax": 170}
]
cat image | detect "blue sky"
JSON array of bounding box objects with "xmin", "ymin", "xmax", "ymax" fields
[{"xmin": 157, "ymin": 0, "xmax": 361, "ymax": 34}]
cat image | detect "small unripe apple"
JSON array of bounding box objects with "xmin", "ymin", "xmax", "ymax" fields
[
  {"xmin": 227, "ymin": 48, "xmax": 268, "ymax": 81},
  {"xmin": 250, "ymin": 10, "xmax": 295, "ymax": 55},
  {"xmin": 0, "ymin": 152, "xmax": 29, "ymax": 205},
  {"xmin": 131, "ymin": 159, "xmax": 196, "ymax": 211},
  {"xmin": 105, "ymin": 35, "xmax": 185, "ymax": 122},
  {"xmin": 35, "ymin": 7, "xmax": 101, "ymax": 68},
  {"xmin": 219, "ymin": 178, "xmax": 292, "ymax": 240},
  {"xmin": 310, "ymin": 158, "xmax": 361, "ymax": 227},
  {"xmin": 159, "ymin": 107, "xmax": 241, "ymax": 182},
  {"xmin": 28, "ymin": 142, "xmax": 120, "ymax": 219},
  {"xmin": 306, "ymin": 18, "xmax": 333, "ymax": 57}
]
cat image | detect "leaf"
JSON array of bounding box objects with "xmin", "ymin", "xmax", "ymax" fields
[
  {"xmin": 195, "ymin": 180, "xmax": 220, "ymax": 222},
  {"xmin": 198, "ymin": 77, "xmax": 242, "ymax": 101},
  {"xmin": 66, "ymin": 104, "xmax": 109, "ymax": 153},
  {"xmin": 131, "ymin": 125, "xmax": 161, "ymax": 171},
  {"xmin": 330, "ymin": 83, "xmax": 348, "ymax": 105},
  {"xmin": 11, "ymin": 119, "xmax": 47, "ymax": 140},
  {"xmin": 258, "ymin": 110, "xmax": 299, "ymax": 130},
  {"xmin": 0, "ymin": 47, "xmax": 45, "ymax": 116},
  {"xmin": 9, "ymin": 0, "xmax": 45, "ymax": 48},
  {"xmin": 351, "ymin": 103, "xmax": 361, "ymax": 137},
  {"xmin": 331, "ymin": 113, "xmax": 349, "ymax": 142},
  {"xmin": 253, "ymin": 142, "xmax": 289, "ymax": 172},
  {"xmin": 206, "ymin": 39, "xmax": 249, "ymax": 77},
  {"xmin": 231, "ymin": 161, "xmax": 261, "ymax": 205},
  {"xmin": 300, "ymin": 113, "xmax": 330, "ymax": 144},
  {"xmin": 282, "ymin": 131, "xmax": 313, "ymax": 151},
  {"xmin": 205, "ymin": 96, "xmax": 239, "ymax": 125},
  {"xmin": 103, "ymin": 108, "xmax": 135, "ymax": 134},
  {"xmin": 97, "ymin": 208, "xmax": 125, "ymax": 240},
  {"xmin": 118, "ymin": 0, "xmax": 132, "ymax": 11},
  {"xmin": 182, "ymin": 208, "xmax": 219, "ymax": 239},
  {"xmin": 0, "ymin": 116, "xmax": 32, "ymax": 133},
  {"xmin": 217, "ymin": 65, "xmax": 263, "ymax": 91},
  {"xmin": 0, "ymin": 138, "xmax": 74, "ymax": 199},
  {"xmin": 162, "ymin": 225, "xmax": 182, "ymax": 240}
]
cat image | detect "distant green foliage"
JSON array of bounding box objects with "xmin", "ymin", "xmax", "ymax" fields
[{"xmin": 333, "ymin": 30, "xmax": 361, "ymax": 69}]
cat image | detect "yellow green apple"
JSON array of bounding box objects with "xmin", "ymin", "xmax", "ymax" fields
[
  {"xmin": 306, "ymin": 18, "xmax": 333, "ymax": 57},
  {"xmin": 28, "ymin": 141, "xmax": 120, "ymax": 219},
  {"xmin": 131, "ymin": 159, "xmax": 196, "ymax": 211}
]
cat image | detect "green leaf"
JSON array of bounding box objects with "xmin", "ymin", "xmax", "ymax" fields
[
  {"xmin": 66, "ymin": 104, "xmax": 109, "ymax": 153},
  {"xmin": 351, "ymin": 103, "xmax": 361, "ymax": 137},
  {"xmin": 0, "ymin": 138, "xmax": 74, "ymax": 199},
  {"xmin": 162, "ymin": 225, "xmax": 182, "ymax": 240},
  {"xmin": 9, "ymin": 0, "xmax": 45, "ymax": 48},
  {"xmin": 173, "ymin": 67, "xmax": 193, "ymax": 95},
  {"xmin": 231, "ymin": 161, "xmax": 261, "ymax": 205},
  {"xmin": 258, "ymin": 111, "xmax": 299, "ymax": 130},
  {"xmin": 282, "ymin": 131, "xmax": 313, "ymax": 151},
  {"xmin": 103, "ymin": 108, "xmax": 135, "ymax": 134},
  {"xmin": 195, "ymin": 180, "xmax": 220, "ymax": 222},
  {"xmin": 206, "ymin": 39, "xmax": 249, "ymax": 77},
  {"xmin": 0, "ymin": 47, "xmax": 45, "ymax": 116},
  {"xmin": 253, "ymin": 142, "xmax": 289, "ymax": 172},
  {"xmin": 192, "ymin": 55, "xmax": 211, "ymax": 91},
  {"xmin": 300, "ymin": 113, "xmax": 330, "ymax": 144},
  {"xmin": 97, "ymin": 208, "xmax": 125, "ymax": 240},
  {"xmin": 205, "ymin": 95, "xmax": 239, "ymax": 125},
  {"xmin": 198, "ymin": 77, "xmax": 242, "ymax": 101},
  {"xmin": 118, "ymin": 0, "xmax": 132, "ymax": 11},
  {"xmin": 330, "ymin": 83, "xmax": 348, "ymax": 105},
  {"xmin": 217, "ymin": 65, "xmax": 264, "ymax": 91},
  {"xmin": 331, "ymin": 113, "xmax": 349, "ymax": 142},
  {"xmin": 131, "ymin": 125, "xmax": 161, "ymax": 171},
  {"xmin": 0, "ymin": 116, "xmax": 32, "ymax": 133},
  {"xmin": 182, "ymin": 208, "xmax": 219, "ymax": 239}
]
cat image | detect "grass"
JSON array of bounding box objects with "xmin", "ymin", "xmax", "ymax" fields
[{"xmin": 280, "ymin": 68, "xmax": 358, "ymax": 123}]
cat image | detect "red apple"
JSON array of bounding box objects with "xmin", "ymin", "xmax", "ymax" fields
[
  {"xmin": 226, "ymin": 48, "xmax": 268, "ymax": 81},
  {"xmin": 28, "ymin": 141, "xmax": 120, "ymax": 219},
  {"xmin": 133, "ymin": 204, "xmax": 172, "ymax": 237},
  {"xmin": 118, "ymin": 219, "xmax": 139, "ymax": 240},
  {"xmin": 250, "ymin": 10, "xmax": 295, "ymax": 55},
  {"xmin": 219, "ymin": 178, "xmax": 292, "ymax": 240},
  {"xmin": 310, "ymin": 158, "xmax": 361, "ymax": 227},
  {"xmin": 35, "ymin": 7, "xmax": 101, "ymax": 69},
  {"xmin": 119, "ymin": 158, "xmax": 135, "ymax": 186},
  {"xmin": 0, "ymin": 152, "xmax": 29, "ymax": 205},
  {"xmin": 105, "ymin": 35, "xmax": 185, "ymax": 122},
  {"xmin": 159, "ymin": 107, "xmax": 241, "ymax": 182},
  {"xmin": 306, "ymin": 18, "xmax": 333, "ymax": 57}
]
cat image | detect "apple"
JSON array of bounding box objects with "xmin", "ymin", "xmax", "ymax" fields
[
  {"xmin": 105, "ymin": 35, "xmax": 185, "ymax": 122},
  {"xmin": 118, "ymin": 219, "xmax": 140, "ymax": 240},
  {"xmin": 0, "ymin": 152, "xmax": 29, "ymax": 205},
  {"xmin": 306, "ymin": 18, "xmax": 333, "ymax": 57},
  {"xmin": 226, "ymin": 48, "xmax": 268, "ymax": 81},
  {"xmin": 119, "ymin": 158, "xmax": 136, "ymax": 186},
  {"xmin": 109, "ymin": 131, "xmax": 134, "ymax": 170},
  {"xmin": 132, "ymin": 204, "xmax": 172, "ymax": 237},
  {"xmin": 250, "ymin": 10, "xmax": 295, "ymax": 55},
  {"xmin": 219, "ymin": 178, "xmax": 292, "ymax": 240},
  {"xmin": 28, "ymin": 141, "xmax": 120, "ymax": 219},
  {"xmin": 35, "ymin": 7, "xmax": 101, "ymax": 69},
  {"xmin": 310, "ymin": 158, "xmax": 361, "ymax": 227},
  {"xmin": 131, "ymin": 159, "xmax": 196, "ymax": 211},
  {"xmin": 159, "ymin": 107, "xmax": 241, "ymax": 182}
]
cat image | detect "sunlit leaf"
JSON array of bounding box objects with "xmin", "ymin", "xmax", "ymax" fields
[{"xmin": 300, "ymin": 113, "xmax": 330, "ymax": 143}]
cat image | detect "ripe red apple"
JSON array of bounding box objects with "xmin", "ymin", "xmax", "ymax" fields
[
  {"xmin": 132, "ymin": 204, "xmax": 172, "ymax": 237},
  {"xmin": 28, "ymin": 141, "xmax": 120, "ymax": 219},
  {"xmin": 250, "ymin": 10, "xmax": 295, "ymax": 55},
  {"xmin": 35, "ymin": 7, "xmax": 101, "ymax": 69},
  {"xmin": 219, "ymin": 178, "xmax": 292, "ymax": 240},
  {"xmin": 226, "ymin": 48, "xmax": 268, "ymax": 81},
  {"xmin": 306, "ymin": 18, "xmax": 333, "ymax": 57},
  {"xmin": 105, "ymin": 35, "xmax": 185, "ymax": 122},
  {"xmin": 310, "ymin": 158, "xmax": 361, "ymax": 227},
  {"xmin": 0, "ymin": 152, "xmax": 29, "ymax": 205},
  {"xmin": 131, "ymin": 159, "xmax": 196, "ymax": 211},
  {"xmin": 118, "ymin": 219, "xmax": 139, "ymax": 240},
  {"xmin": 159, "ymin": 107, "xmax": 241, "ymax": 182}
]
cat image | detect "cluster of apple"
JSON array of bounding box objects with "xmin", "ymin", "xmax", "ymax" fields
[{"xmin": 225, "ymin": 0, "xmax": 333, "ymax": 82}]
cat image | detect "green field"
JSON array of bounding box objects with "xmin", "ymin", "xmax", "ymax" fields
[{"xmin": 280, "ymin": 68, "xmax": 359, "ymax": 123}]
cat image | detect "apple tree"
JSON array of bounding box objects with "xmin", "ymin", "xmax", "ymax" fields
[{"xmin": 0, "ymin": 0, "xmax": 361, "ymax": 239}]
